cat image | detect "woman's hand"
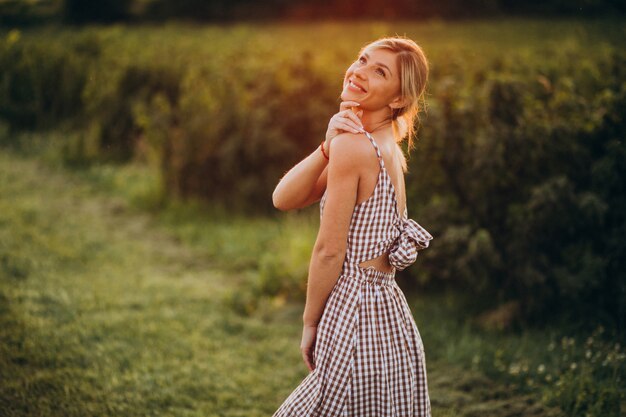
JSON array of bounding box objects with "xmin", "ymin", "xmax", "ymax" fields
[
  {"xmin": 324, "ymin": 101, "xmax": 365, "ymax": 155},
  {"xmin": 300, "ymin": 323, "xmax": 318, "ymax": 372}
]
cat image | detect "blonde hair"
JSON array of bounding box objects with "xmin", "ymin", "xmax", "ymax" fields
[{"xmin": 358, "ymin": 36, "xmax": 429, "ymax": 171}]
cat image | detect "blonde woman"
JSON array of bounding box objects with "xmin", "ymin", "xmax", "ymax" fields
[{"xmin": 272, "ymin": 36, "xmax": 434, "ymax": 416}]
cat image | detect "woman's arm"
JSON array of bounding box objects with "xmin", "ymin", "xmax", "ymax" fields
[
  {"xmin": 302, "ymin": 133, "xmax": 366, "ymax": 326},
  {"xmin": 272, "ymin": 145, "xmax": 329, "ymax": 211},
  {"xmin": 272, "ymin": 101, "xmax": 364, "ymax": 211}
]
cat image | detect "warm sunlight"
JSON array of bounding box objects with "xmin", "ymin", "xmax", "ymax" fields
[{"xmin": 1, "ymin": 2, "xmax": 624, "ymax": 416}]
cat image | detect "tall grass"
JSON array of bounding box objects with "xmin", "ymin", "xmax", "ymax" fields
[
  {"xmin": 2, "ymin": 142, "xmax": 625, "ymax": 415},
  {"xmin": 1, "ymin": 18, "xmax": 625, "ymax": 415}
]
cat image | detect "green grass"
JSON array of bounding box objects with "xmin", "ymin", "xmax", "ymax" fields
[
  {"xmin": 2, "ymin": 127, "xmax": 625, "ymax": 414},
  {"xmin": 1, "ymin": 16, "xmax": 625, "ymax": 416},
  {"xmin": 1, "ymin": 145, "xmax": 583, "ymax": 416},
  {"xmin": 0, "ymin": 148, "xmax": 304, "ymax": 416}
]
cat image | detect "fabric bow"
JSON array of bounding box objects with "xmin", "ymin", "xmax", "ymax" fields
[{"xmin": 388, "ymin": 218, "xmax": 433, "ymax": 271}]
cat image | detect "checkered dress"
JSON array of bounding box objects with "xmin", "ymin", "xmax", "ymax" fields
[{"xmin": 273, "ymin": 131, "xmax": 434, "ymax": 417}]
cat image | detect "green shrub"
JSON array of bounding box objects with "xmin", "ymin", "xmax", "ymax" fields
[
  {"xmin": 222, "ymin": 213, "xmax": 317, "ymax": 316},
  {"xmin": 410, "ymin": 44, "xmax": 626, "ymax": 330},
  {"xmin": 1, "ymin": 21, "xmax": 624, "ymax": 331},
  {"xmin": 0, "ymin": 30, "xmax": 100, "ymax": 131}
]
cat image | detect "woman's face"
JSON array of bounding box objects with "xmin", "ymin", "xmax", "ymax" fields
[{"xmin": 341, "ymin": 47, "xmax": 402, "ymax": 111}]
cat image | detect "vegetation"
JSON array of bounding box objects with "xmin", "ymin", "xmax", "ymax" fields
[
  {"xmin": 1, "ymin": 18, "xmax": 624, "ymax": 329},
  {"xmin": 1, "ymin": 143, "xmax": 623, "ymax": 417},
  {"xmin": 0, "ymin": 18, "xmax": 624, "ymax": 416}
]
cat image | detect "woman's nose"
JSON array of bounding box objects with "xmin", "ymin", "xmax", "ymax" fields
[{"xmin": 353, "ymin": 67, "xmax": 366, "ymax": 79}]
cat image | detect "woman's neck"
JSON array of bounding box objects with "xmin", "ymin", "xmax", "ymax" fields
[{"xmin": 359, "ymin": 106, "xmax": 393, "ymax": 135}]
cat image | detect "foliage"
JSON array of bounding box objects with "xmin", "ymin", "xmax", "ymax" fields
[
  {"xmin": 1, "ymin": 148, "xmax": 623, "ymax": 416},
  {"xmin": 411, "ymin": 44, "xmax": 626, "ymax": 331},
  {"xmin": 0, "ymin": 29, "xmax": 100, "ymax": 131},
  {"xmin": 0, "ymin": 20, "xmax": 624, "ymax": 334}
]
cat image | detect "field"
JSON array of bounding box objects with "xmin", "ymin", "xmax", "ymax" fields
[
  {"xmin": 1, "ymin": 18, "xmax": 625, "ymax": 416},
  {"xmin": 1, "ymin": 133, "xmax": 624, "ymax": 416},
  {"xmin": 0, "ymin": 142, "xmax": 565, "ymax": 417}
]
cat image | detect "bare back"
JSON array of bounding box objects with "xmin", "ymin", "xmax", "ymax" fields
[{"xmin": 354, "ymin": 132, "xmax": 406, "ymax": 217}]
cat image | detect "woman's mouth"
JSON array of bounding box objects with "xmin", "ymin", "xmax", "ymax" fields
[{"xmin": 346, "ymin": 79, "xmax": 367, "ymax": 93}]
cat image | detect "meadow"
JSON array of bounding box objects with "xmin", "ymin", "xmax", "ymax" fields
[
  {"xmin": 2, "ymin": 127, "xmax": 624, "ymax": 416},
  {"xmin": 1, "ymin": 17, "xmax": 625, "ymax": 416},
  {"xmin": 0, "ymin": 138, "xmax": 565, "ymax": 417}
]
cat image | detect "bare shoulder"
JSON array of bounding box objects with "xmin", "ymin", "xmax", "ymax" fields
[{"xmin": 328, "ymin": 133, "xmax": 375, "ymax": 168}]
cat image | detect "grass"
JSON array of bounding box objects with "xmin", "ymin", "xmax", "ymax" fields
[
  {"xmin": 1, "ymin": 15, "xmax": 625, "ymax": 416},
  {"xmin": 0, "ymin": 148, "xmax": 303, "ymax": 416},
  {"xmin": 0, "ymin": 144, "xmax": 583, "ymax": 416}
]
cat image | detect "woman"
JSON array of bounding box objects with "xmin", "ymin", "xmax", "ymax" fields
[{"xmin": 272, "ymin": 36, "xmax": 434, "ymax": 417}]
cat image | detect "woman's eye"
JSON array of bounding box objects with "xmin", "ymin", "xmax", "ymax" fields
[
  {"xmin": 376, "ymin": 68, "xmax": 385, "ymax": 76},
  {"xmin": 358, "ymin": 56, "xmax": 366, "ymax": 64}
]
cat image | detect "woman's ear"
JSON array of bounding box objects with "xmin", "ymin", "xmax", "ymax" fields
[{"xmin": 389, "ymin": 95, "xmax": 410, "ymax": 110}]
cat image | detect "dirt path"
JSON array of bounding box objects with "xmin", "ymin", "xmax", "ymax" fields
[{"xmin": 0, "ymin": 149, "xmax": 562, "ymax": 416}]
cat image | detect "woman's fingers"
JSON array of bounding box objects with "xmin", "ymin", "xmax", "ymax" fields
[
  {"xmin": 336, "ymin": 121, "xmax": 363, "ymax": 134},
  {"xmin": 338, "ymin": 101, "xmax": 363, "ymax": 124},
  {"xmin": 342, "ymin": 110, "xmax": 364, "ymax": 129},
  {"xmin": 339, "ymin": 101, "xmax": 361, "ymax": 111},
  {"xmin": 330, "ymin": 112, "xmax": 364, "ymax": 133},
  {"xmin": 326, "ymin": 101, "xmax": 365, "ymax": 141},
  {"xmin": 301, "ymin": 347, "xmax": 315, "ymax": 371},
  {"xmin": 300, "ymin": 324, "xmax": 317, "ymax": 372},
  {"xmin": 332, "ymin": 110, "xmax": 363, "ymax": 129}
]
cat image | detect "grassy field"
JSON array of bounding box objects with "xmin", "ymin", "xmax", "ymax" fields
[
  {"xmin": 0, "ymin": 16, "xmax": 625, "ymax": 415},
  {"xmin": 3, "ymin": 133, "xmax": 625, "ymax": 415},
  {"xmin": 0, "ymin": 146, "xmax": 578, "ymax": 416}
]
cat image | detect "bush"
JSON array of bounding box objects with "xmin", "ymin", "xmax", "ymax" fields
[
  {"xmin": 0, "ymin": 30, "xmax": 100, "ymax": 131},
  {"xmin": 1, "ymin": 23, "xmax": 624, "ymax": 332},
  {"xmin": 410, "ymin": 45, "xmax": 626, "ymax": 330}
]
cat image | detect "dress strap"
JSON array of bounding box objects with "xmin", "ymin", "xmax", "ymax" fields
[{"xmin": 363, "ymin": 131, "xmax": 383, "ymax": 162}]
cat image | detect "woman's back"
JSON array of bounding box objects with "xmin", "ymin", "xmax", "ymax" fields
[
  {"xmin": 348, "ymin": 131, "xmax": 407, "ymax": 218},
  {"xmin": 320, "ymin": 130, "xmax": 432, "ymax": 275}
]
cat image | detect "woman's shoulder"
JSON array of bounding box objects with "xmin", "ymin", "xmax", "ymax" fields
[{"xmin": 328, "ymin": 132, "xmax": 378, "ymax": 165}]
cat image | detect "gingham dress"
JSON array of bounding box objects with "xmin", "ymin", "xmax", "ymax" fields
[{"xmin": 273, "ymin": 131, "xmax": 434, "ymax": 417}]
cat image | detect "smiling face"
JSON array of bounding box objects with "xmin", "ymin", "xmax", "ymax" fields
[{"xmin": 341, "ymin": 47, "xmax": 404, "ymax": 112}]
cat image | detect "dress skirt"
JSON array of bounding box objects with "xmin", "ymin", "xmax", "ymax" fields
[{"xmin": 273, "ymin": 265, "xmax": 432, "ymax": 417}]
